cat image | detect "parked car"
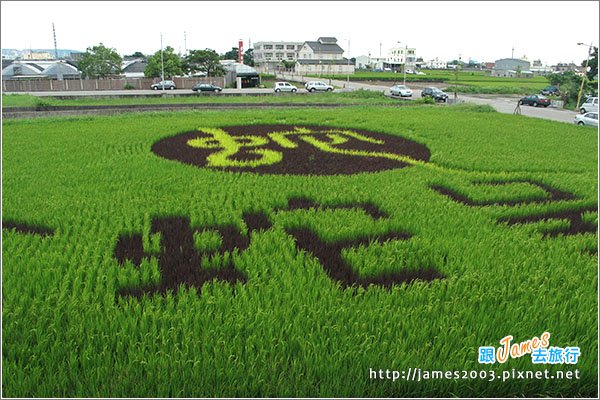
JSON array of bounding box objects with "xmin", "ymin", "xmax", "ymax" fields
[
  {"xmin": 274, "ymin": 82, "xmax": 297, "ymax": 93},
  {"xmin": 192, "ymin": 83, "xmax": 222, "ymax": 92},
  {"xmin": 580, "ymin": 96, "xmax": 598, "ymax": 114},
  {"xmin": 151, "ymin": 80, "xmax": 176, "ymax": 90},
  {"xmin": 421, "ymin": 87, "xmax": 448, "ymax": 102},
  {"xmin": 305, "ymin": 81, "xmax": 334, "ymax": 92},
  {"xmin": 519, "ymin": 94, "xmax": 551, "ymax": 107},
  {"xmin": 390, "ymin": 84, "xmax": 413, "ymax": 97},
  {"xmin": 574, "ymin": 112, "xmax": 598, "ymax": 127},
  {"xmin": 540, "ymin": 85, "xmax": 560, "ymax": 96}
]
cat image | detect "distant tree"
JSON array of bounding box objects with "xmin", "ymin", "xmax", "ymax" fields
[
  {"xmin": 127, "ymin": 51, "xmax": 146, "ymax": 58},
  {"xmin": 144, "ymin": 46, "xmax": 184, "ymax": 78},
  {"xmin": 582, "ymin": 46, "xmax": 598, "ymax": 81},
  {"xmin": 186, "ymin": 49, "xmax": 225, "ymax": 77},
  {"xmin": 221, "ymin": 47, "xmax": 254, "ymax": 66},
  {"xmin": 221, "ymin": 47, "xmax": 239, "ymax": 60},
  {"xmin": 546, "ymin": 70, "xmax": 597, "ymax": 109},
  {"xmin": 280, "ymin": 60, "xmax": 295, "ymax": 70},
  {"xmin": 244, "ymin": 48, "xmax": 255, "ymax": 66},
  {"xmin": 515, "ymin": 65, "xmax": 522, "ymax": 78},
  {"xmin": 78, "ymin": 43, "xmax": 122, "ymax": 78}
]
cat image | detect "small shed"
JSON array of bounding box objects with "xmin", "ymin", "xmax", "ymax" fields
[{"xmin": 224, "ymin": 62, "xmax": 260, "ymax": 88}]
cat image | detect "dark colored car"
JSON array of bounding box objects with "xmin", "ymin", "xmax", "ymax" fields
[
  {"xmin": 421, "ymin": 87, "xmax": 448, "ymax": 102},
  {"xmin": 540, "ymin": 85, "xmax": 560, "ymax": 96},
  {"xmin": 519, "ymin": 94, "xmax": 551, "ymax": 107},
  {"xmin": 192, "ymin": 83, "xmax": 222, "ymax": 92}
]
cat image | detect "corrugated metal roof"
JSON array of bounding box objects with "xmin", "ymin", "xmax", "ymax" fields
[{"xmin": 225, "ymin": 62, "xmax": 259, "ymax": 76}]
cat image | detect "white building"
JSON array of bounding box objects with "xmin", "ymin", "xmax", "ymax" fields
[
  {"xmin": 355, "ymin": 55, "xmax": 371, "ymax": 70},
  {"xmin": 386, "ymin": 44, "xmax": 417, "ymax": 72},
  {"xmin": 253, "ymin": 41, "xmax": 303, "ymax": 72},
  {"xmin": 295, "ymin": 37, "xmax": 354, "ymax": 76},
  {"xmin": 529, "ymin": 59, "xmax": 553, "ymax": 76},
  {"xmin": 425, "ymin": 57, "xmax": 447, "ymax": 69},
  {"xmin": 492, "ymin": 58, "xmax": 533, "ymax": 78},
  {"xmin": 355, "ymin": 55, "xmax": 387, "ymax": 70}
]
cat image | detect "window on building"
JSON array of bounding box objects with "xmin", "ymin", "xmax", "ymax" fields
[
  {"xmin": 264, "ymin": 45, "xmax": 273, "ymax": 49},
  {"xmin": 287, "ymin": 53, "xmax": 295, "ymax": 58},
  {"xmin": 276, "ymin": 45, "xmax": 284, "ymax": 50},
  {"xmin": 286, "ymin": 45, "xmax": 295, "ymax": 50},
  {"xmin": 276, "ymin": 53, "xmax": 284, "ymax": 59},
  {"xmin": 255, "ymin": 45, "xmax": 261, "ymax": 50}
]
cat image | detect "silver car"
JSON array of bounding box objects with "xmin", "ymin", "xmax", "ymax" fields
[
  {"xmin": 305, "ymin": 81, "xmax": 334, "ymax": 92},
  {"xmin": 274, "ymin": 82, "xmax": 298, "ymax": 93},
  {"xmin": 390, "ymin": 85, "xmax": 413, "ymax": 97},
  {"xmin": 580, "ymin": 97, "xmax": 598, "ymax": 114},
  {"xmin": 151, "ymin": 80, "xmax": 176, "ymax": 90},
  {"xmin": 574, "ymin": 112, "xmax": 598, "ymax": 127}
]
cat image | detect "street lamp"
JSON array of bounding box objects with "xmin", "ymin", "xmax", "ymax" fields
[
  {"xmin": 576, "ymin": 42, "xmax": 594, "ymax": 111},
  {"xmin": 346, "ymin": 38, "xmax": 350, "ymax": 88},
  {"xmin": 160, "ymin": 32, "xmax": 165, "ymax": 92},
  {"xmin": 403, "ymin": 43, "xmax": 407, "ymax": 86}
]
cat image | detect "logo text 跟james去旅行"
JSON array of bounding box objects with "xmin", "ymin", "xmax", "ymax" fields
[{"xmin": 478, "ymin": 332, "xmax": 580, "ymax": 365}]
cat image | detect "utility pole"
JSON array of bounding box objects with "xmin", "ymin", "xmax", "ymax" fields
[
  {"xmin": 161, "ymin": 33, "xmax": 165, "ymax": 92},
  {"xmin": 576, "ymin": 42, "xmax": 594, "ymax": 111},
  {"xmin": 347, "ymin": 39, "xmax": 350, "ymax": 88},
  {"xmin": 184, "ymin": 31, "xmax": 187, "ymax": 55},
  {"xmin": 403, "ymin": 43, "xmax": 407, "ymax": 86},
  {"xmin": 454, "ymin": 54, "xmax": 461, "ymax": 101},
  {"xmin": 511, "ymin": 46, "xmax": 514, "ymax": 59},
  {"xmin": 52, "ymin": 23, "xmax": 58, "ymax": 59}
]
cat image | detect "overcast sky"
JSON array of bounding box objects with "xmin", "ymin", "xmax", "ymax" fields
[{"xmin": 1, "ymin": 1, "xmax": 598, "ymax": 65}]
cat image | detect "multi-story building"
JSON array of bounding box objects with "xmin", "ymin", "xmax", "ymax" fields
[
  {"xmin": 295, "ymin": 37, "xmax": 354, "ymax": 76},
  {"xmin": 386, "ymin": 44, "xmax": 417, "ymax": 72},
  {"xmin": 253, "ymin": 41, "xmax": 303, "ymax": 72}
]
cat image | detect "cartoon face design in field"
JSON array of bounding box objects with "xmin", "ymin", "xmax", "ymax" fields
[{"xmin": 151, "ymin": 125, "xmax": 431, "ymax": 175}]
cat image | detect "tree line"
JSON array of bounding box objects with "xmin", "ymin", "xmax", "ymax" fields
[{"xmin": 78, "ymin": 43, "xmax": 255, "ymax": 79}]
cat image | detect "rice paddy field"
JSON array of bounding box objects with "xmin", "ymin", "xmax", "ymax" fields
[{"xmin": 1, "ymin": 104, "xmax": 598, "ymax": 397}]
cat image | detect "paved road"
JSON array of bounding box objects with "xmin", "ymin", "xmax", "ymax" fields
[
  {"xmin": 4, "ymin": 78, "xmax": 581, "ymax": 125},
  {"xmin": 4, "ymin": 88, "xmax": 290, "ymax": 97},
  {"xmin": 277, "ymin": 72, "xmax": 580, "ymax": 125}
]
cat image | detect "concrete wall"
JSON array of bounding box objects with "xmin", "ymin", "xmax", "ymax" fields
[{"xmin": 2, "ymin": 76, "xmax": 226, "ymax": 92}]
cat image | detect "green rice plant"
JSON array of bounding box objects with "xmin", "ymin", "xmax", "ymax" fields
[{"xmin": 1, "ymin": 105, "xmax": 597, "ymax": 398}]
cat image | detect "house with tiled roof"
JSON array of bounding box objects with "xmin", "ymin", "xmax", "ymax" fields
[{"xmin": 295, "ymin": 37, "xmax": 354, "ymax": 76}]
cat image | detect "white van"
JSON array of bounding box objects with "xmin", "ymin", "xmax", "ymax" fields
[{"xmin": 580, "ymin": 97, "xmax": 598, "ymax": 114}]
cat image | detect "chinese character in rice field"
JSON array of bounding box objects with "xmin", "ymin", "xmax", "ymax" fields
[
  {"xmin": 114, "ymin": 198, "xmax": 444, "ymax": 298},
  {"xmin": 151, "ymin": 125, "xmax": 431, "ymax": 175}
]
